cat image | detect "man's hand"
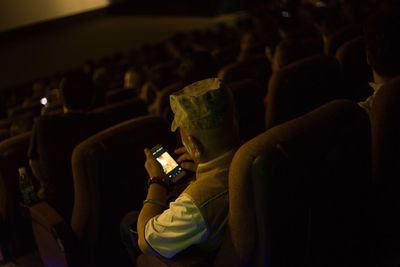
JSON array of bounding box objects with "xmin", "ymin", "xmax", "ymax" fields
[
  {"xmin": 174, "ymin": 146, "xmax": 197, "ymax": 172},
  {"xmin": 144, "ymin": 148, "xmax": 166, "ymax": 178}
]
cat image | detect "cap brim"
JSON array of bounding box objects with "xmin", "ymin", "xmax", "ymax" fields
[{"xmin": 171, "ymin": 118, "xmax": 179, "ymax": 132}]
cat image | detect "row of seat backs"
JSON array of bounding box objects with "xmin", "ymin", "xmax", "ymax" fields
[
  {"xmin": 0, "ymin": 132, "xmax": 36, "ymax": 259},
  {"xmin": 31, "ymin": 77, "xmax": 400, "ymax": 267},
  {"xmin": 216, "ymin": 42, "xmax": 372, "ymax": 132},
  {"xmin": 265, "ymin": 54, "xmax": 348, "ymax": 129}
]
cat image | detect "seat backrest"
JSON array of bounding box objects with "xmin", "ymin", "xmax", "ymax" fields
[
  {"xmin": 0, "ymin": 132, "xmax": 36, "ymax": 258},
  {"xmin": 211, "ymin": 44, "xmax": 240, "ymax": 69},
  {"xmin": 228, "ymin": 79, "xmax": 265, "ymax": 141},
  {"xmin": 34, "ymin": 114, "xmax": 112, "ymax": 220},
  {"xmin": 336, "ymin": 36, "xmax": 373, "ymax": 101},
  {"xmin": 105, "ymin": 89, "xmax": 137, "ymax": 104},
  {"xmin": 325, "ymin": 25, "xmax": 363, "ymax": 56},
  {"xmin": 218, "ymin": 54, "xmax": 271, "ymax": 91},
  {"xmin": 370, "ymin": 77, "xmax": 400, "ymax": 266},
  {"xmin": 91, "ymin": 97, "xmax": 147, "ymax": 124},
  {"xmin": 265, "ymin": 54, "xmax": 348, "ymax": 129},
  {"xmin": 216, "ymin": 99, "xmax": 371, "ymax": 267},
  {"xmin": 71, "ymin": 115, "xmax": 176, "ymax": 267},
  {"xmin": 152, "ymin": 82, "xmax": 185, "ymax": 123}
]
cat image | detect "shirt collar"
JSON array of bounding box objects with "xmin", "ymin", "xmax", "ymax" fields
[{"xmin": 369, "ymin": 82, "xmax": 383, "ymax": 92}]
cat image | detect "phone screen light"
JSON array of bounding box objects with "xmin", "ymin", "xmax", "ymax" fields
[{"xmin": 40, "ymin": 97, "xmax": 48, "ymax": 106}]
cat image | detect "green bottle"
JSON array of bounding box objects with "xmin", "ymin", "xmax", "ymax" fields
[{"xmin": 18, "ymin": 167, "xmax": 38, "ymax": 205}]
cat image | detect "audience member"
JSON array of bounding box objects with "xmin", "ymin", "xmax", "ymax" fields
[
  {"xmin": 22, "ymin": 81, "xmax": 46, "ymax": 108},
  {"xmin": 120, "ymin": 78, "xmax": 240, "ymax": 263},
  {"xmin": 358, "ymin": 6, "xmax": 400, "ymax": 115},
  {"xmin": 28, "ymin": 72, "xmax": 105, "ymax": 219},
  {"xmin": 123, "ymin": 67, "xmax": 144, "ymax": 92}
]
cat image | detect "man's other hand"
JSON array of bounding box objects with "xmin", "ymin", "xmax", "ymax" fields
[{"xmin": 174, "ymin": 146, "xmax": 197, "ymax": 172}]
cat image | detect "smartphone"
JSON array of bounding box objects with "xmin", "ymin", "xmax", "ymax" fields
[{"xmin": 151, "ymin": 144, "xmax": 186, "ymax": 183}]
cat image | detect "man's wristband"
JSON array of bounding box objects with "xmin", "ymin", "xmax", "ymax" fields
[{"xmin": 147, "ymin": 176, "xmax": 169, "ymax": 189}]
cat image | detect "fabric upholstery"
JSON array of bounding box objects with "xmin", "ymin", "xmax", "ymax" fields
[
  {"xmin": 336, "ymin": 36, "xmax": 374, "ymax": 101},
  {"xmin": 325, "ymin": 25, "xmax": 363, "ymax": 56},
  {"xmin": 0, "ymin": 132, "xmax": 36, "ymax": 258},
  {"xmin": 212, "ymin": 45, "xmax": 240, "ymax": 69},
  {"xmin": 71, "ymin": 115, "xmax": 176, "ymax": 267},
  {"xmin": 31, "ymin": 113, "xmax": 113, "ymax": 220},
  {"xmin": 217, "ymin": 99, "xmax": 371, "ymax": 267},
  {"xmin": 371, "ymin": 77, "xmax": 400, "ymax": 266},
  {"xmin": 105, "ymin": 89, "xmax": 137, "ymax": 104},
  {"xmin": 218, "ymin": 54, "xmax": 271, "ymax": 91},
  {"xmin": 91, "ymin": 97, "xmax": 147, "ymax": 124},
  {"xmin": 265, "ymin": 54, "xmax": 348, "ymax": 129}
]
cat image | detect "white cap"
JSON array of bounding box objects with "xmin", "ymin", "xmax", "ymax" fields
[{"xmin": 170, "ymin": 78, "xmax": 234, "ymax": 132}]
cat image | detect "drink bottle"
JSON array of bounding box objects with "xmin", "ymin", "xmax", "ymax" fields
[{"xmin": 18, "ymin": 167, "xmax": 38, "ymax": 205}]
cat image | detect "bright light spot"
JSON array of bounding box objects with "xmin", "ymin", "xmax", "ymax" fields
[
  {"xmin": 316, "ymin": 1, "xmax": 326, "ymax": 8},
  {"xmin": 282, "ymin": 11, "xmax": 290, "ymax": 18},
  {"xmin": 40, "ymin": 97, "xmax": 48, "ymax": 106}
]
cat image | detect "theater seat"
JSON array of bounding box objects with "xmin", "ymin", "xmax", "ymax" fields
[
  {"xmin": 218, "ymin": 54, "xmax": 271, "ymax": 91},
  {"xmin": 137, "ymin": 99, "xmax": 371, "ymax": 267},
  {"xmin": 105, "ymin": 89, "xmax": 137, "ymax": 104},
  {"xmin": 0, "ymin": 132, "xmax": 36, "ymax": 260},
  {"xmin": 265, "ymin": 54, "xmax": 348, "ymax": 129},
  {"xmin": 30, "ymin": 116, "xmax": 176, "ymax": 267},
  {"xmin": 370, "ymin": 77, "xmax": 400, "ymax": 266},
  {"xmin": 91, "ymin": 97, "xmax": 147, "ymax": 124},
  {"xmin": 325, "ymin": 25, "xmax": 363, "ymax": 56},
  {"xmin": 31, "ymin": 113, "xmax": 115, "ymax": 221},
  {"xmin": 149, "ymin": 82, "xmax": 185, "ymax": 122}
]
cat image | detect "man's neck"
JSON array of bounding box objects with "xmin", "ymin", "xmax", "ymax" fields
[{"xmin": 198, "ymin": 141, "xmax": 240, "ymax": 164}]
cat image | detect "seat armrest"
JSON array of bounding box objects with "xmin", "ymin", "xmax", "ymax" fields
[
  {"xmin": 30, "ymin": 201, "xmax": 64, "ymax": 229},
  {"xmin": 137, "ymin": 251, "xmax": 210, "ymax": 267},
  {"xmin": 30, "ymin": 201, "xmax": 82, "ymax": 267}
]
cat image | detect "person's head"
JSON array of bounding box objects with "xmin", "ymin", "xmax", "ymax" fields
[
  {"xmin": 124, "ymin": 67, "xmax": 143, "ymax": 90},
  {"xmin": 59, "ymin": 72, "xmax": 95, "ymax": 113},
  {"xmin": 364, "ymin": 6, "xmax": 400, "ymax": 83},
  {"xmin": 32, "ymin": 81, "xmax": 46, "ymax": 98},
  {"xmin": 170, "ymin": 78, "xmax": 240, "ymax": 163},
  {"xmin": 177, "ymin": 50, "xmax": 217, "ymax": 84}
]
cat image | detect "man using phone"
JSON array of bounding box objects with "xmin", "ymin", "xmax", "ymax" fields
[{"xmin": 120, "ymin": 78, "xmax": 240, "ymax": 263}]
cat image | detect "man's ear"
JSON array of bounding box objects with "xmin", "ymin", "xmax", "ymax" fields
[{"xmin": 188, "ymin": 135, "xmax": 203, "ymax": 161}]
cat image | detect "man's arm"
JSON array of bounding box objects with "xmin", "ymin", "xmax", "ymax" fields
[
  {"xmin": 137, "ymin": 183, "xmax": 167, "ymax": 256},
  {"xmin": 137, "ymin": 148, "xmax": 168, "ymax": 256}
]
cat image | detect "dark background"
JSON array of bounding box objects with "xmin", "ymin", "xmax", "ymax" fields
[{"xmin": 0, "ymin": 0, "xmax": 266, "ymax": 93}]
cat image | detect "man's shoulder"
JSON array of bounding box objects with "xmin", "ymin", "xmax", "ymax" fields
[{"xmin": 183, "ymin": 175, "xmax": 229, "ymax": 209}]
